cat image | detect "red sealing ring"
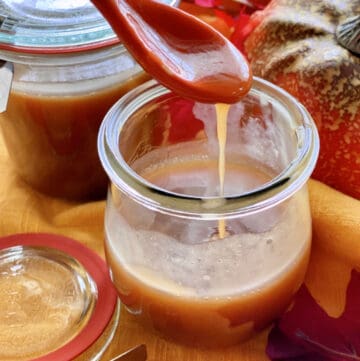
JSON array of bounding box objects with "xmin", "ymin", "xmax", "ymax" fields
[
  {"xmin": 0, "ymin": 38, "xmax": 121, "ymax": 54},
  {"xmin": 0, "ymin": 233, "xmax": 119, "ymax": 361}
]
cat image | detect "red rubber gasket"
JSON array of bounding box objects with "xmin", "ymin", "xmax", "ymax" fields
[{"xmin": 0, "ymin": 38, "xmax": 120, "ymax": 54}]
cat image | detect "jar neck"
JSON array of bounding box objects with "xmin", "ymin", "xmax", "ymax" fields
[
  {"xmin": 98, "ymin": 78, "xmax": 319, "ymax": 219},
  {"xmin": 0, "ymin": 43, "xmax": 127, "ymax": 66},
  {"xmin": 4, "ymin": 43, "xmax": 144, "ymax": 96}
]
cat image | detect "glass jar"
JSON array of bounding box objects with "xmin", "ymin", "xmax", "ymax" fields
[
  {"xmin": 0, "ymin": 0, "xmax": 178, "ymax": 200},
  {"xmin": 98, "ymin": 78, "xmax": 319, "ymax": 347}
]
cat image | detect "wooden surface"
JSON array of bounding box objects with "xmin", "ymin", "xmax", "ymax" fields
[
  {"xmin": 102, "ymin": 311, "xmax": 270, "ymax": 361},
  {"xmin": 0, "ymin": 133, "xmax": 358, "ymax": 361}
]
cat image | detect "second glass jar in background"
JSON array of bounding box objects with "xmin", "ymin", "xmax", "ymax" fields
[
  {"xmin": 0, "ymin": 0, "xmax": 178, "ymax": 200},
  {"xmin": 98, "ymin": 78, "xmax": 319, "ymax": 347}
]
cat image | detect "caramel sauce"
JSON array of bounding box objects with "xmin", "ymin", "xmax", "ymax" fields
[
  {"xmin": 215, "ymin": 103, "xmax": 230, "ymax": 239},
  {"xmin": 0, "ymin": 72, "xmax": 149, "ymax": 200},
  {"xmin": 106, "ymin": 231, "xmax": 310, "ymax": 347}
]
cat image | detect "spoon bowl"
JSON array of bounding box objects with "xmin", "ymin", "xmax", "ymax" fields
[{"xmin": 91, "ymin": 0, "xmax": 252, "ymax": 103}]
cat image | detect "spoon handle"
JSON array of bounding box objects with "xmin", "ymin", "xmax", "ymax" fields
[{"xmin": 110, "ymin": 344, "xmax": 147, "ymax": 361}]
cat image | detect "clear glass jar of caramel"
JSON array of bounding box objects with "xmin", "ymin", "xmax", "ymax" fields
[
  {"xmin": 0, "ymin": 0, "xmax": 178, "ymax": 200},
  {"xmin": 98, "ymin": 78, "xmax": 319, "ymax": 347}
]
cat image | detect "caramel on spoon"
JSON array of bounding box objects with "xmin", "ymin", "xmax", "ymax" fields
[{"xmin": 91, "ymin": 0, "xmax": 252, "ymax": 103}]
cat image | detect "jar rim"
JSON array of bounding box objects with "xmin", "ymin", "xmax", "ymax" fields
[{"xmin": 98, "ymin": 78, "xmax": 319, "ymax": 219}]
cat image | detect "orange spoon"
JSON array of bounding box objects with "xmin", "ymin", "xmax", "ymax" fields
[{"xmin": 91, "ymin": 0, "xmax": 252, "ymax": 103}]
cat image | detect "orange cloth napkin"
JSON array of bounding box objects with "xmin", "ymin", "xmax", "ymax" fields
[{"xmin": 0, "ymin": 131, "xmax": 359, "ymax": 360}]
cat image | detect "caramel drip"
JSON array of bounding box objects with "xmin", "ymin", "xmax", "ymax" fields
[{"xmin": 215, "ymin": 103, "xmax": 230, "ymax": 239}]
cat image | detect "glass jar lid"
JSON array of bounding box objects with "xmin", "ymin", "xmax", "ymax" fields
[
  {"xmin": 0, "ymin": 233, "xmax": 119, "ymax": 361},
  {"xmin": 0, "ymin": 0, "xmax": 179, "ymax": 53}
]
